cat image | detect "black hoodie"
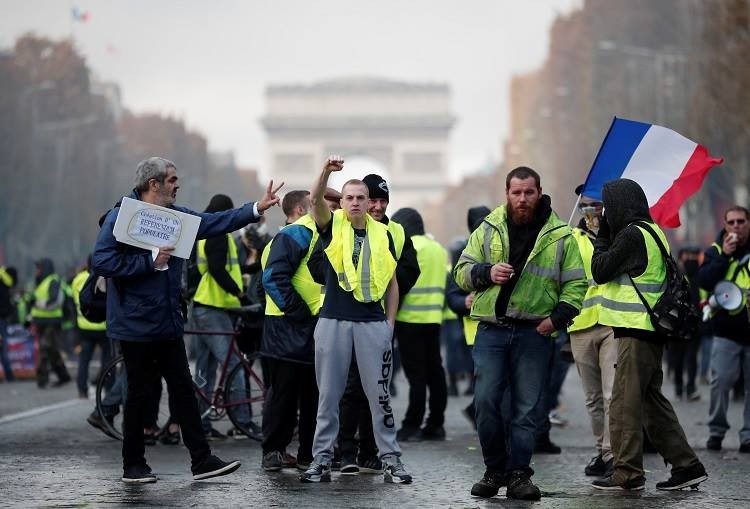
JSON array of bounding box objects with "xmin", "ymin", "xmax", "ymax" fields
[{"xmin": 591, "ymin": 178, "xmax": 657, "ymax": 341}]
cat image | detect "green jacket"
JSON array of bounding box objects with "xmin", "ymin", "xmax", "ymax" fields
[{"xmin": 453, "ymin": 205, "xmax": 586, "ymax": 323}]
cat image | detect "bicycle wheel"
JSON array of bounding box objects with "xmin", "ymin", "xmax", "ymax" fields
[
  {"xmin": 224, "ymin": 355, "xmax": 266, "ymax": 441},
  {"xmin": 95, "ymin": 354, "xmax": 173, "ymax": 441},
  {"xmin": 95, "ymin": 354, "xmax": 126, "ymax": 440}
]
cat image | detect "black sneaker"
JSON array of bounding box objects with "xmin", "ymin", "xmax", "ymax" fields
[
  {"xmin": 419, "ymin": 426, "xmax": 446, "ymax": 441},
  {"xmin": 592, "ymin": 475, "xmax": 645, "ymax": 491},
  {"xmin": 534, "ymin": 436, "xmax": 561, "ymax": 454},
  {"xmin": 357, "ymin": 456, "xmax": 383, "ymax": 474},
  {"xmin": 706, "ymin": 436, "xmax": 722, "ymax": 451},
  {"xmin": 585, "ymin": 454, "xmax": 607, "ymax": 476},
  {"xmin": 143, "ymin": 431, "xmax": 157, "ymax": 446},
  {"xmin": 122, "ymin": 464, "xmax": 157, "ymax": 484},
  {"xmin": 340, "ymin": 454, "xmax": 359, "ymax": 475},
  {"xmin": 86, "ymin": 411, "xmax": 118, "ymax": 440},
  {"xmin": 262, "ymin": 451, "xmax": 283, "ymax": 472},
  {"xmin": 740, "ymin": 442, "xmax": 750, "ymax": 453},
  {"xmin": 656, "ymin": 463, "xmax": 707, "ymax": 491},
  {"xmin": 506, "ymin": 471, "xmax": 541, "ymax": 500},
  {"xmin": 382, "ymin": 456, "xmax": 412, "ymax": 484},
  {"xmin": 299, "ymin": 461, "xmax": 332, "ymax": 483},
  {"xmin": 470, "ymin": 470, "xmax": 505, "ymax": 498},
  {"xmin": 192, "ymin": 455, "xmax": 241, "ymax": 480},
  {"xmin": 396, "ymin": 426, "xmax": 422, "ymax": 442}
]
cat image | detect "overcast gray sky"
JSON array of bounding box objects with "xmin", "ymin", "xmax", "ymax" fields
[{"xmin": 1, "ymin": 0, "xmax": 581, "ymax": 180}]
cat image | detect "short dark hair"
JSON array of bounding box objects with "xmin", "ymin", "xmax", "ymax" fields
[
  {"xmin": 724, "ymin": 205, "xmax": 750, "ymax": 221},
  {"xmin": 506, "ymin": 166, "xmax": 541, "ymax": 190},
  {"xmin": 281, "ymin": 190, "xmax": 310, "ymax": 217}
]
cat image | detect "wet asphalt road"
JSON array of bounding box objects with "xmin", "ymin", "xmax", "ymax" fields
[{"xmin": 1, "ymin": 369, "xmax": 749, "ymax": 508}]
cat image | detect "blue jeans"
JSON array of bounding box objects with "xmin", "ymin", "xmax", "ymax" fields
[
  {"xmin": 76, "ymin": 330, "xmax": 111, "ymax": 396},
  {"xmin": 191, "ymin": 305, "xmax": 248, "ymax": 431},
  {"xmin": 472, "ymin": 321, "xmax": 554, "ymax": 475},
  {"xmin": 700, "ymin": 335, "xmax": 713, "ymax": 378},
  {"xmin": 708, "ymin": 335, "xmax": 750, "ymax": 443},
  {"xmin": 0, "ymin": 319, "xmax": 15, "ymax": 381}
]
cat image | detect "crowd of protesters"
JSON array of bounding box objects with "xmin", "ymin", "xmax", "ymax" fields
[{"xmin": 2, "ymin": 155, "xmax": 749, "ymax": 499}]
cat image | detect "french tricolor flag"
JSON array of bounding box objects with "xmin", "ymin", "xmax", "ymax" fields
[{"xmin": 581, "ymin": 117, "xmax": 723, "ymax": 228}]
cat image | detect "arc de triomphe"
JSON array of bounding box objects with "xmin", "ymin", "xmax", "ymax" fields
[{"xmin": 261, "ymin": 77, "xmax": 455, "ymax": 212}]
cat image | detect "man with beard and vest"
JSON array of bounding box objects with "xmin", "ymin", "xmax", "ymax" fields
[
  {"xmin": 698, "ymin": 205, "xmax": 750, "ymax": 453},
  {"xmin": 260, "ymin": 190, "xmax": 321, "ymax": 472},
  {"xmin": 192, "ymin": 193, "xmax": 254, "ymax": 441},
  {"xmin": 589, "ymin": 178, "xmax": 707, "ymax": 492},
  {"xmin": 29, "ymin": 258, "xmax": 72, "ymax": 388},
  {"xmin": 337, "ymin": 174, "xmax": 419, "ymax": 475},
  {"xmin": 454, "ymin": 166, "xmax": 586, "ymax": 500},
  {"xmin": 390, "ymin": 207, "xmax": 449, "ymax": 442},
  {"xmin": 566, "ymin": 185, "xmax": 617, "ymax": 478},
  {"xmin": 301, "ymin": 156, "xmax": 412, "ymax": 484}
]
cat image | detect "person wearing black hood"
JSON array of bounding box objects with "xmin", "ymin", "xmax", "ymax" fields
[
  {"xmin": 590, "ymin": 178, "xmax": 706, "ymax": 491},
  {"xmin": 0, "ymin": 265, "xmax": 18, "ymax": 382},
  {"xmin": 28, "ymin": 258, "xmax": 72, "ymax": 388},
  {"xmin": 336, "ymin": 173, "xmax": 420, "ymax": 474},
  {"xmin": 446, "ymin": 206, "xmax": 491, "ymax": 427},
  {"xmin": 697, "ymin": 205, "xmax": 750, "ymax": 453},
  {"xmin": 391, "ymin": 207, "xmax": 449, "ymax": 442}
]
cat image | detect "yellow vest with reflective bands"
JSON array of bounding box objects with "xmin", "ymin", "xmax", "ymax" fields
[
  {"xmin": 71, "ymin": 270, "xmax": 106, "ymax": 331},
  {"xmin": 194, "ymin": 234, "xmax": 243, "ymax": 309},
  {"xmin": 261, "ymin": 215, "xmax": 322, "ymax": 316},
  {"xmin": 324, "ymin": 209, "xmax": 397, "ymax": 303},
  {"xmin": 387, "ymin": 220, "xmax": 405, "ymax": 260},
  {"xmin": 31, "ymin": 274, "xmax": 64, "ymax": 319},
  {"xmin": 597, "ymin": 224, "xmax": 668, "ymax": 331},
  {"xmin": 0, "ymin": 267, "xmax": 12, "ymax": 288},
  {"xmin": 698, "ymin": 243, "xmax": 750, "ymax": 315},
  {"xmin": 568, "ymin": 228, "xmax": 600, "ymax": 333},
  {"xmin": 397, "ymin": 235, "xmax": 448, "ymax": 324}
]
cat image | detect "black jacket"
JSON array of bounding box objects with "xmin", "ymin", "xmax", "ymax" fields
[
  {"xmin": 697, "ymin": 230, "xmax": 750, "ymax": 344},
  {"xmin": 591, "ymin": 178, "xmax": 658, "ymax": 342}
]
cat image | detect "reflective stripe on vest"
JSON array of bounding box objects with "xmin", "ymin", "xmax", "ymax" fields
[
  {"xmin": 397, "ymin": 235, "xmax": 448, "ymax": 324},
  {"xmin": 388, "ymin": 220, "xmax": 405, "ymax": 260},
  {"xmin": 71, "ymin": 270, "xmax": 106, "ymax": 331},
  {"xmin": 568, "ymin": 228, "xmax": 599, "ymax": 332},
  {"xmin": 261, "ymin": 215, "xmax": 322, "ymax": 316},
  {"xmin": 699, "ymin": 243, "xmax": 750, "ymax": 316},
  {"xmin": 31, "ymin": 274, "xmax": 64, "ymax": 319},
  {"xmin": 193, "ymin": 234, "xmax": 243, "ymax": 309},
  {"xmin": 463, "ymin": 316, "xmax": 478, "ymax": 346},
  {"xmin": 324, "ymin": 209, "xmax": 396, "ymax": 303},
  {"xmin": 597, "ymin": 224, "xmax": 668, "ymax": 331}
]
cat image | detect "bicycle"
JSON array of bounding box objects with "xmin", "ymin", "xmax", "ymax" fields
[{"xmin": 95, "ymin": 305, "xmax": 266, "ymax": 442}]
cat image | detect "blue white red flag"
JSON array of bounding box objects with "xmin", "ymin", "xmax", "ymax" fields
[{"xmin": 581, "ymin": 117, "xmax": 723, "ymax": 227}]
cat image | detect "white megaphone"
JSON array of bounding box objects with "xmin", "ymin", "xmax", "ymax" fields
[{"xmin": 703, "ymin": 280, "xmax": 745, "ymax": 322}]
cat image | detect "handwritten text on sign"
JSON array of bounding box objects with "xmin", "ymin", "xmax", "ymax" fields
[{"xmin": 127, "ymin": 208, "xmax": 183, "ymax": 244}]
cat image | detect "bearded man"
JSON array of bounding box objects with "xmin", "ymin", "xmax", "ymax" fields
[{"xmin": 454, "ymin": 166, "xmax": 586, "ymax": 500}]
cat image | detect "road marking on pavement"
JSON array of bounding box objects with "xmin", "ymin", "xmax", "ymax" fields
[{"xmin": 0, "ymin": 399, "xmax": 84, "ymax": 425}]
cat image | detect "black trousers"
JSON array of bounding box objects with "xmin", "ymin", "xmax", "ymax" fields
[
  {"xmin": 120, "ymin": 337, "xmax": 210, "ymax": 470},
  {"xmin": 339, "ymin": 356, "xmax": 378, "ymax": 460},
  {"xmin": 396, "ymin": 322, "xmax": 448, "ymax": 429},
  {"xmin": 261, "ymin": 358, "xmax": 318, "ymax": 463},
  {"xmin": 668, "ymin": 338, "xmax": 699, "ymax": 395}
]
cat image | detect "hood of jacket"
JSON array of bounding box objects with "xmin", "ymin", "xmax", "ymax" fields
[
  {"xmin": 34, "ymin": 258, "xmax": 55, "ymax": 284},
  {"xmin": 391, "ymin": 207, "xmax": 425, "ymax": 237},
  {"xmin": 467, "ymin": 206, "xmax": 491, "ymax": 233},
  {"xmin": 601, "ymin": 178, "xmax": 653, "ymax": 235}
]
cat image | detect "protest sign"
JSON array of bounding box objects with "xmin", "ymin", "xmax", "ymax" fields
[{"xmin": 112, "ymin": 197, "xmax": 201, "ymax": 259}]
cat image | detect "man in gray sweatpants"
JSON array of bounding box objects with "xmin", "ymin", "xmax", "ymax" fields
[{"xmin": 301, "ymin": 155, "xmax": 412, "ymax": 484}]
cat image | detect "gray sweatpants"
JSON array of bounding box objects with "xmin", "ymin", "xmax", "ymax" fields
[{"xmin": 312, "ymin": 317, "xmax": 401, "ymax": 462}]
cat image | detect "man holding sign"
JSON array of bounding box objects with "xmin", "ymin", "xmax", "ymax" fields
[{"xmin": 93, "ymin": 156, "xmax": 282, "ymax": 483}]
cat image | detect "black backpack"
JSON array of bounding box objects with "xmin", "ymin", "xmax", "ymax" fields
[
  {"xmin": 628, "ymin": 221, "xmax": 701, "ymax": 342},
  {"xmin": 78, "ymin": 272, "xmax": 107, "ymax": 323}
]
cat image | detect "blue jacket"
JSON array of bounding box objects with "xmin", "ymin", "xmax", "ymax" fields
[
  {"xmin": 261, "ymin": 223, "xmax": 317, "ymax": 364},
  {"xmin": 92, "ymin": 190, "xmax": 260, "ymax": 341}
]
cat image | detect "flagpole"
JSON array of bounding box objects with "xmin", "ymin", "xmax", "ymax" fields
[{"xmin": 567, "ymin": 194, "xmax": 582, "ymax": 226}]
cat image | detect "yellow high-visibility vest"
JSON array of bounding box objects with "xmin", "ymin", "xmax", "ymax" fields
[
  {"xmin": 568, "ymin": 228, "xmax": 600, "ymax": 333},
  {"xmin": 31, "ymin": 274, "xmax": 64, "ymax": 320},
  {"xmin": 324, "ymin": 209, "xmax": 396, "ymax": 303},
  {"xmin": 71, "ymin": 270, "xmax": 106, "ymax": 331},
  {"xmin": 397, "ymin": 235, "xmax": 448, "ymax": 324},
  {"xmin": 194, "ymin": 234, "xmax": 243, "ymax": 309}
]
